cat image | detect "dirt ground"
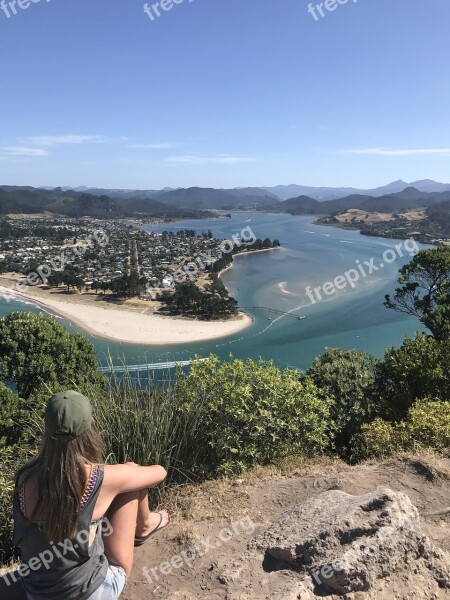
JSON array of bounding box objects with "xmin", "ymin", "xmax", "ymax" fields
[{"xmin": 122, "ymin": 455, "xmax": 450, "ymax": 600}]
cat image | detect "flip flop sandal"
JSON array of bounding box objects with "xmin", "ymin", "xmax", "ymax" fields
[{"xmin": 134, "ymin": 511, "xmax": 170, "ymax": 547}]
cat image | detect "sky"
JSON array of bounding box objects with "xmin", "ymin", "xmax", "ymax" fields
[{"xmin": 0, "ymin": 0, "xmax": 449, "ymax": 190}]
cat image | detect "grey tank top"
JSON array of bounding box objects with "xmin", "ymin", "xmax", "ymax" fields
[{"xmin": 12, "ymin": 465, "xmax": 109, "ymax": 600}]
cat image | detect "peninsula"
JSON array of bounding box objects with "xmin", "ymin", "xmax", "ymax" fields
[{"xmin": 0, "ymin": 215, "xmax": 281, "ymax": 343}]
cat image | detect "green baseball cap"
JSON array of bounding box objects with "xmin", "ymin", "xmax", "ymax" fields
[{"xmin": 45, "ymin": 391, "xmax": 93, "ymax": 439}]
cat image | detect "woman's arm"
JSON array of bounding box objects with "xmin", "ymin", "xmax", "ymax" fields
[{"xmin": 103, "ymin": 462, "xmax": 167, "ymax": 496}]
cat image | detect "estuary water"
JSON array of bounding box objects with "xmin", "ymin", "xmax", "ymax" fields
[{"xmin": 0, "ymin": 214, "xmax": 428, "ymax": 371}]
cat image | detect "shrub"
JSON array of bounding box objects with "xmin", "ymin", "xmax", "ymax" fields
[
  {"xmin": 352, "ymin": 400, "xmax": 450, "ymax": 461},
  {"xmin": 351, "ymin": 418, "xmax": 407, "ymax": 461},
  {"xmin": 0, "ymin": 312, "xmax": 105, "ymax": 401},
  {"xmin": 176, "ymin": 356, "xmax": 333, "ymax": 476},
  {"xmin": 0, "ymin": 384, "xmax": 24, "ymax": 447},
  {"xmin": 373, "ymin": 333, "xmax": 450, "ymax": 419},
  {"xmin": 0, "ymin": 447, "xmax": 16, "ymax": 564},
  {"xmin": 0, "ymin": 445, "xmax": 35, "ymax": 565},
  {"xmin": 407, "ymin": 400, "xmax": 450, "ymax": 450},
  {"xmin": 305, "ymin": 348, "xmax": 378, "ymax": 452}
]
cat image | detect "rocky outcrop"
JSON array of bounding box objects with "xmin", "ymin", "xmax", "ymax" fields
[{"xmin": 220, "ymin": 488, "xmax": 450, "ymax": 599}]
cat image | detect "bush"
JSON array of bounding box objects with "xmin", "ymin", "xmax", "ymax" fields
[
  {"xmin": 0, "ymin": 312, "xmax": 105, "ymax": 401},
  {"xmin": 92, "ymin": 357, "xmax": 334, "ymax": 482},
  {"xmin": 177, "ymin": 356, "xmax": 333, "ymax": 476},
  {"xmin": 0, "ymin": 384, "xmax": 25, "ymax": 447},
  {"xmin": 373, "ymin": 334, "xmax": 450, "ymax": 419},
  {"xmin": 352, "ymin": 400, "xmax": 450, "ymax": 461},
  {"xmin": 305, "ymin": 348, "xmax": 378, "ymax": 452},
  {"xmin": 351, "ymin": 419, "xmax": 407, "ymax": 461},
  {"xmin": 407, "ymin": 400, "xmax": 450, "ymax": 450},
  {"xmin": 0, "ymin": 445, "xmax": 35, "ymax": 565},
  {"xmin": 0, "ymin": 447, "xmax": 16, "ymax": 564}
]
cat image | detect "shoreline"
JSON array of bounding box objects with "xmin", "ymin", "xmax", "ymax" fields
[
  {"xmin": 0, "ymin": 282, "xmax": 253, "ymax": 346},
  {"xmin": 218, "ymin": 246, "xmax": 280, "ymax": 279},
  {"xmin": 314, "ymin": 217, "xmax": 445, "ymax": 245},
  {"xmin": 0, "ymin": 246, "xmax": 278, "ymax": 346}
]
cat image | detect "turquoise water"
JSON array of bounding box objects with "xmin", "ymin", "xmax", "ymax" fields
[{"xmin": 0, "ymin": 214, "xmax": 427, "ymax": 371}]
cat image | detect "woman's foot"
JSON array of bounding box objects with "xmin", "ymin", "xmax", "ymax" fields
[{"xmin": 135, "ymin": 510, "xmax": 170, "ymax": 546}]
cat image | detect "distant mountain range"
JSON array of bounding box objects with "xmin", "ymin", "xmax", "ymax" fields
[
  {"xmin": 39, "ymin": 179, "xmax": 450, "ymax": 204},
  {"xmin": 260, "ymin": 180, "xmax": 450, "ymax": 201},
  {"xmin": 1, "ymin": 180, "xmax": 450, "ymax": 218},
  {"xmin": 272, "ymin": 187, "xmax": 450, "ymax": 216}
]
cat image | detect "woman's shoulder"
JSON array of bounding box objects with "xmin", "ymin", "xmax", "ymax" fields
[{"xmin": 15, "ymin": 463, "xmax": 35, "ymax": 488}]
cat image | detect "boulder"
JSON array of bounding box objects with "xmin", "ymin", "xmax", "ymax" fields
[{"xmin": 250, "ymin": 487, "xmax": 450, "ymax": 595}]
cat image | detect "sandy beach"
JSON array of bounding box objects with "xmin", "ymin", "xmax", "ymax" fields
[{"xmin": 0, "ymin": 279, "xmax": 252, "ymax": 345}]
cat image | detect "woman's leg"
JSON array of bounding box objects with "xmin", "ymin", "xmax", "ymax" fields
[{"xmin": 103, "ymin": 489, "xmax": 169, "ymax": 576}]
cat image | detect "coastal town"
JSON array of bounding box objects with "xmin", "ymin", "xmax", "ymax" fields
[
  {"xmin": 0, "ymin": 216, "xmax": 219, "ymax": 294},
  {"xmin": 0, "ymin": 215, "xmax": 278, "ymax": 295},
  {"xmin": 0, "ymin": 214, "xmax": 280, "ymax": 343}
]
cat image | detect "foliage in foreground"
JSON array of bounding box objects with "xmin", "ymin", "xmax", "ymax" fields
[
  {"xmin": 176, "ymin": 356, "xmax": 333, "ymax": 476},
  {"xmin": 352, "ymin": 400, "xmax": 450, "ymax": 461},
  {"xmin": 0, "ymin": 445, "xmax": 35, "ymax": 564},
  {"xmin": 373, "ymin": 333, "xmax": 450, "ymax": 420},
  {"xmin": 0, "ymin": 312, "xmax": 104, "ymax": 402},
  {"xmin": 93, "ymin": 357, "xmax": 334, "ymax": 482},
  {"xmin": 91, "ymin": 371, "xmax": 206, "ymax": 493},
  {"xmin": 304, "ymin": 348, "xmax": 378, "ymax": 453}
]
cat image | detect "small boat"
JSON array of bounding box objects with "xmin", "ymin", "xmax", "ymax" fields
[{"xmin": 297, "ymin": 316, "xmax": 307, "ymax": 320}]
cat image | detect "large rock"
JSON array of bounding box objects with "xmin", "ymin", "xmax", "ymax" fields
[{"xmin": 250, "ymin": 487, "xmax": 450, "ymax": 595}]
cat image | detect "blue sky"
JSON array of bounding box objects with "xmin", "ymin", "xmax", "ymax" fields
[{"xmin": 0, "ymin": 0, "xmax": 449, "ymax": 189}]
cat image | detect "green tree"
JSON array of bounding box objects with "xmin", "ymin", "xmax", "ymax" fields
[
  {"xmin": 0, "ymin": 312, "xmax": 104, "ymax": 401},
  {"xmin": 202, "ymin": 276, "xmax": 238, "ymax": 318},
  {"xmin": 305, "ymin": 348, "xmax": 378, "ymax": 452},
  {"xmin": 109, "ymin": 271, "xmax": 147, "ymax": 298},
  {"xmin": 373, "ymin": 333, "xmax": 450, "ymax": 420},
  {"xmin": 385, "ymin": 246, "xmax": 450, "ymax": 340},
  {"xmin": 61, "ymin": 266, "xmax": 81, "ymax": 291},
  {"xmin": 172, "ymin": 281, "xmax": 202, "ymax": 313},
  {"xmin": 48, "ymin": 271, "xmax": 64, "ymax": 287}
]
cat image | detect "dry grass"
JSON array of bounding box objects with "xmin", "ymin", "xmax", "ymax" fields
[
  {"xmin": 336, "ymin": 209, "xmax": 395, "ymax": 224},
  {"xmin": 162, "ymin": 455, "xmax": 345, "ymax": 524},
  {"xmin": 335, "ymin": 208, "xmax": 427, "ymax": 225},
  {"xmin": 399, "ymin": 209, "xmax": 427, "ymax": 221},
  {"xmin": 0, "ymin": 562, "xmax": 19, "ymax": 576}
]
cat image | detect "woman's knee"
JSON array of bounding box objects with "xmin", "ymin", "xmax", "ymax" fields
[{"xmin": 106, "ymin": 490, "xmax": 141, "ymax": 519}]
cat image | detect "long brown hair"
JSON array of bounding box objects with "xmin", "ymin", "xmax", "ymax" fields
[{"xmin": 16, "ymin": 424, "xmax": 103, "ymax": 543}]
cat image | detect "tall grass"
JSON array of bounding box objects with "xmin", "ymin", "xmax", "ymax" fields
[{"xmin": 89, "ymin": 364, "xmax": 207, "ymax": 503}]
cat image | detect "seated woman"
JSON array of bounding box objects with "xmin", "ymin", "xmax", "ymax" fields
[{"xmin": 11, "ymin": 390, "xmax": 170, "ymax": 600}]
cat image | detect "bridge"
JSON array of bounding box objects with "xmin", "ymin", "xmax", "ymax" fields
[
  {"xmin": 99, "ymin": 358, "xmax": 209, "ymax": 374},
  {"xmin": 244, "ymin": 306, "xmax": 307, "ymax": 320}
]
